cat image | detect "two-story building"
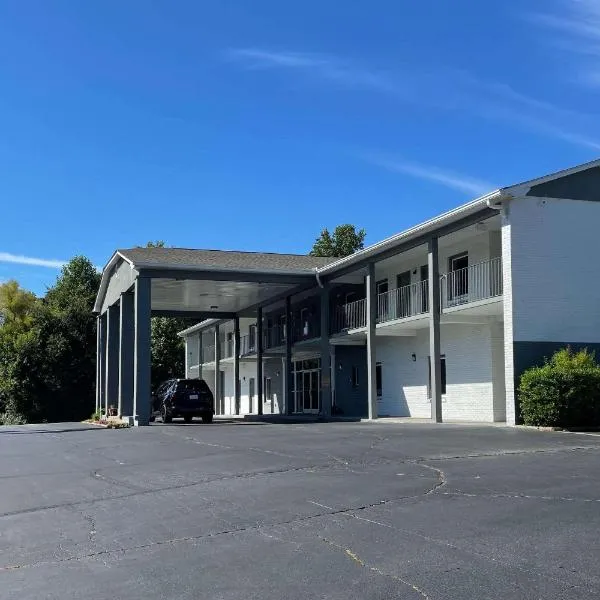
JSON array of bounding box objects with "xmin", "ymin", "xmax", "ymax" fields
[{"xmin": 94, "ymin": 158, "xmax": 600, "ymax": 425}]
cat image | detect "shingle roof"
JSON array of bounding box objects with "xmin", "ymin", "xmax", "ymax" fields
[{"xmin": 118, "ymin": 247, "xmax": 336, "ymax": 273}]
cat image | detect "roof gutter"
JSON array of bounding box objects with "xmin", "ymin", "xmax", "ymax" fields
[{"xmin": 316, "ymin": 189, "xmax": 504, "ymax": 277}]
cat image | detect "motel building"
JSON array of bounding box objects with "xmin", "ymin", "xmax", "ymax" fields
[{"xmin": 94, "ymin": 159, "xmax": 600, "ymax": 425}]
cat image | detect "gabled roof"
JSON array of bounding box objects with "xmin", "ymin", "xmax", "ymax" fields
[{"xmin": 117, "ymin": 247, "xmax": 335, "ymax": 273}]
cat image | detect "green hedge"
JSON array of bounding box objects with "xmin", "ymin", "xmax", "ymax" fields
[{"xmin": 519, "ymin": 348, "xmax": 600, "ymax": 427}]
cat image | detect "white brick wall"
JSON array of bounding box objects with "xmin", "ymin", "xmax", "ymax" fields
[
  {"xmin": 376, "ymin": 323, "xmax": 499, "ymax": 422},
  {"xmin": 509, "ymin": 196, "xmax": 600, "ymax": 342},
  {"xmin": 501, "ymin": 211, "xmax": 516, "ymax": 424}
]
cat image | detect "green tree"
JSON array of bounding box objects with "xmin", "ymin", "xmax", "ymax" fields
[
  {"xmin": 0, "ymin": 280, "xmax": 37, "ymax": 329},
  {"xmin": 309, "ymin": 224, "xmax": 366, "ymax": 258},
  {"xmin": 0, "ymin": 257, "xmax": 101, "ymax": 424},
  {"xmin": 45, "ymin": 256, "xmax": 101, "ymax": 312},
  {"xmin": 151, "ymin": 317, "xmax": 188, "ymax": 389}
]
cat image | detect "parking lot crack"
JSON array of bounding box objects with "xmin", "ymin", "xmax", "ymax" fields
[{"xmin": 320, "ymin": 536, "xmax": 431, "ymax": 599}]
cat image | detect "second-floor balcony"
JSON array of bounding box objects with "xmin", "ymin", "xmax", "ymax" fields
[{"xmin": 333, "ymin": 257, "xmax": 503, "ymax": 333}]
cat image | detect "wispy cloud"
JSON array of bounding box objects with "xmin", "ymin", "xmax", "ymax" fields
[
  {"xmin": 0, "ymin": 252, "xmax": 66, "ymax": 269},
  {"xmin": 226, "ymin": 48, "xmax": 402, "ymax": 94},
  {"xmin": 227, "ymin": 47, "xmax": 600, "ymax": 150},
  {"xmin": 362, "ymin": 154, "xmax": 496, "ymax": 196},
  {"xmin": 531, "ymin": 0, "xmax": 600, "ymax": 86}
]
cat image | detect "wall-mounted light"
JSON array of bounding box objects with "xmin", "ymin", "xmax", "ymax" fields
[
  {"xmin": 411, "ymin": 353, "xmax": 416, "ymax": 362},
  {"xmin": 210, "ymin": 305, "xmax": 219, "ymax": 310},
  {"xmin": 338, "ymin": 363, "xmax": 343, "ymax": 371}
]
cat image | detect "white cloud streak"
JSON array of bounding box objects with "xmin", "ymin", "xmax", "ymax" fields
[
  {"xmin": 226, "ymin": 48, "xmax": 403, "ymax": 94},
  {"xmin": 531, "ymin": 0, "xmax": 600, "ymax": 86},
  {"xmin": 227, "ymin": 47, "xmax": 600, "ymax": 150},
  {"xmin": 362, "ymin": 154, "xmax": 495, "ymax": 196},
  {"xmin": 0, "ymin": 252, "xmax": 66, "ymax": 269}
]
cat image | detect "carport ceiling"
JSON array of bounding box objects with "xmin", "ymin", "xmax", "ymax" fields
[
  {"xmin": 150, "ymin": 278, "xmax": 300, "ymax": 314},
  {"xmin": 94, "ymin": 247, "xmax": 336, "ymax": 316}
]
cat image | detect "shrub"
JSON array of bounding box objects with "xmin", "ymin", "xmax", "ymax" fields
[
  {"xmin": 519, "ymin": 348, "xmax": 600, "ymax": 427},
  {"xmin": 0, "ymin": 411, "xmax": 27, "ymax": 426}
]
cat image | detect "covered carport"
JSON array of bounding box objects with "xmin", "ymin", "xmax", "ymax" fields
[{"xmin": 93, "ymin": 248, "xmax": 333, "ymax": 425}]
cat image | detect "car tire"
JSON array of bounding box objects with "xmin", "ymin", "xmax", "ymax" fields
[
  {"xmin": 202, "ymin": 414, "xmax": 213, "ymax": 424},
  {"xmin": 184, "ymin": 415, "xmax": 193, "ymax": 424},
  {"xmin": 161, "ymin": 405, "xmax": 172, "ymax": 424}
]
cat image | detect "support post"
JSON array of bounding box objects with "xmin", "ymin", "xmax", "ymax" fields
[
  {"xmin": 366, "ymin": 262, "xmax": 378, "ymax": 419},
  {"xmin": 234, "ymin": 317, "xmax": 240, "ymax": 415},
  {"xmin": 118, "ymin": 291, "xmax": 134, "ymax": 417},
  {"xmin": 105, "ymin": 304, "xmax": 120, "ymax": 417},
  {"xmin": 428, "ymin": 237, "xmax": 442, "ymax": 423},
  {"xmin": 198, "ymin": 332, "xmax": 203, "ymax": 380},
  {"xmin": 285, "ymin": 296, "xmax": 293, "ymax": 415},
  {"xmin": 257, "ymin": 307, "xmax": 263, "ymax": 415},
  {"xmin": 96, "ymin": 315, "xmax": 106, "ymax": 414},
  {"xmin": 133, "ymin": 277, "xmax": 151, "ymax": 426},
  {"xmin": 214, "ymin": 324, "xmax": 221, "ymax": 415},
  {"xmin": 320, "ymin": 284, "xmax": 332, "ymax": 417}
]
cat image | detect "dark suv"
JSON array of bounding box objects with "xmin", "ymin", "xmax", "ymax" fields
[{"xmin": 151, "ymin": 379, "xmax": 214, "ymax": 424}]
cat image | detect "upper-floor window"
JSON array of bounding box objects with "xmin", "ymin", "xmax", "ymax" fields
[
  {"xmin": 300, "ymin": 307, "xmax": 310, "ymax": 337},
  {"xmin": 249, "ymin": 324, "xmax": 257, "ymax": 351},
  {"xmin": 279, "ymin": 315, "xmax": 287, "ymax": 342},
  {"xmin": 448, "ymin": 252, "xmax": 469, "ymax": 301}
]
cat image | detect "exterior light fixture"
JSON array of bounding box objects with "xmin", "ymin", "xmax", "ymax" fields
[{"xmin": 411, "ymin": 353, "xmax": 416, "ymax": 362}]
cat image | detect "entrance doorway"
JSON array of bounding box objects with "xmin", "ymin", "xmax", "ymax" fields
[{"xmin": 293, "ymin": 358, "xmax": 321, "ymax": 413}]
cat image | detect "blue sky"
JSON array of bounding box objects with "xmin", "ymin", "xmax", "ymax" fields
[{"xmin": 1, "ymin": 0, "xmax": 600, "ymax": 294}]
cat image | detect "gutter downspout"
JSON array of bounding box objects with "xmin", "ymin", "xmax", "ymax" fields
[{"xmin": 315, "ymin": 268, "xmax": 324, "ymax": 288}]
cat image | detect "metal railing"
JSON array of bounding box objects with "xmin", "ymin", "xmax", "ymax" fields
[
  {"xmin": 264, "ymin": 324, "xmax": 287, "ymax": 349},
  {"xmin": 202, "ymin": 344, "xmax": 215, "ymax": 363},
  {"xmin": 441, "ymin": 257, "xmax": 502, "ymax": 308},
  {"xmin": 292, "ymin": 317, "xmax": 320, "ymax": 343},
  {"xmin": 377, "ymin": 280, "xmax": 429, "ymax": 324},
  {"xmin": 220, "ymin": 339, "xmax": 234, "ymax": 359},
  {"xmin": 333, "ymin": 298, "xmax": 367, "ymax": 332},
  {"xmin": 239, "ymin": 334, "xmax": 256, "ymax": 356}
]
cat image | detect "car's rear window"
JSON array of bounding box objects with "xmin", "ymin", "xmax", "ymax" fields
[{"xmin": 176, "ymin": 380, "xmax": 210, "ymax": 393}]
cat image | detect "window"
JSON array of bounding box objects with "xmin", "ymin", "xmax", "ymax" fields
[
  {"xmin": 448, "ymin": 252, "xmax": 469, "ymax": 301},
  {"xmin": 351, "ymin": 365, "xmax": 360, "ymax": 388},
  {"xmin": 376, "ymin": 363, "xmax": 382, "ymax": 397},
  {"xmin": 249, "ymin": 324, "xmax": 257, "ymax": 351},
  {"xmin": 265, "ymin": 377, "xmax": 272, "ymax": 401},
  {"xmin": 420, "ymin": 265, "xmax": 429, "ymax": 313},
  {"xmin": 300, "ymin": 308, "xmax": 310, "ymax": 338},
  {"xmin": 227, "ymin": 332, "xmax": 233, "ymax": 357},
  {"xmin": 279, "ymin": 315, "xmax": 287, "ymax": 342},
  {"xmin": 428, "ymin": 355, "xmax": 447, "ymax": 397}
]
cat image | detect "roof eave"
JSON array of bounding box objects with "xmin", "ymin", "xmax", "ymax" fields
[
  {"xmin": 316, "ymin": 189, "xmax": 503, "ymax": 277},
  {"xmin": 92, "ymin": 251, "xmax": 135, "ymax": 314}
]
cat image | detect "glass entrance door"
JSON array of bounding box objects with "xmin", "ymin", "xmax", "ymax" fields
[
  {"xmin": 293, "ymin": 359, "xmax": 321, "ymax": 413},
  {"xmin": 302, "ymin": 370, "xmax": 320, "ymax": 413}
]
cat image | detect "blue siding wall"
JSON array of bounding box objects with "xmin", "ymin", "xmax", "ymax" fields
[{"xmin": 334, "ymin": 345, "xmax": 368, "ymax": 418}]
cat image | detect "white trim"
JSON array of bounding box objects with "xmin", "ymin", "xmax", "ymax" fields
[{"xmin": 317, "ymin": 190, "xmax": 503, "ymax": 276}]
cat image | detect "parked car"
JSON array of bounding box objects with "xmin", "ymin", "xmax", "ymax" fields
[{"xmin": 151, "ymin": 379, "xmax": 214, "ymax": 424}]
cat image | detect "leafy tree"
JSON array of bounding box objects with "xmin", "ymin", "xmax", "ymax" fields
[
  {"xmin": 151, "ymin": 317, "xmax": 188, "ymax": 389},
  {"xmin": 0, "ymin": 280, "xmax": 37, "ymax": 329},
  {"xmin": 45, "ymin": 256, "xmax": 101, "ymax": 312},
  {"xmin": 144, "ymin": 240, "xmax": 166, "ymax": 248},
  {"xmin": 0, "ymin": 257, "xmax": 100, "ymax": 424},
  {"xmin": 309, "ymin": 224, "xmax": 366, "ymax": 258}
]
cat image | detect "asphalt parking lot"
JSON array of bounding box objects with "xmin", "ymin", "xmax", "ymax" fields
[{"xmin": 0, "ymin": 419, "xmax": 599, "ymax": 599}]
